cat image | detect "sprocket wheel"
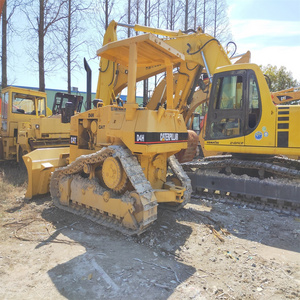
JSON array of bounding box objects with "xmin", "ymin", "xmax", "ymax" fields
[{"xmin": 102, "ymin": 156, "xmax": 129, "ymax": 193}]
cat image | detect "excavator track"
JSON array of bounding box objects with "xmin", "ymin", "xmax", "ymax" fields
[
  {"xmin": 183, "ymin": 156, "xmax": 300, "ymax": 216},
  {"xmin": 50, "ymin": 146, "xmax": 158, "ymax": 235}
]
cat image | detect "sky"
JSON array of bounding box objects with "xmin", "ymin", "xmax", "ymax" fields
[
  {"xmin": 227, "ymin": 0, "xmax": 300, "ymax": 83},
  {"xmin": 9, "ymin": 0, "xmax": 300, "ymax": 93}
]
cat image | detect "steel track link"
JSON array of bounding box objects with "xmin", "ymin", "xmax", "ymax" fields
[
  {"xmin": 183, "ymin": 156, "xmax": 300, "ymax": 216},
  {"xmin": 162, "ymin": 155, "xmax": 192, "ymax": 211},
  {"xmin": 191, "ymin": 190, "xmax": 300, "ymax": 217},
  {"xmin": 50, "ymin": 146, "xmax": 157, "ymax": 235},
  {"xmin": 183, "ymin": 158, "xmax": 300, "ymax": 178},
  {"xmin": 49, "ymin": 146, "xmax": 191, "ymax": 235}
]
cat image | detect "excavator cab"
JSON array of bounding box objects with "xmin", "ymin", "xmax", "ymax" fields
[
  {"xmin": 206, "ymin": 69, "xmax": 260, "ymax": 140},
  {"xmin": 204, "ymin": 63, "xmax": 300, "ymax": 158}
]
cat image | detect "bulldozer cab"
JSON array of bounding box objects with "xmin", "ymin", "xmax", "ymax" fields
[{"xmin": 52, "ymin": 92, "xmax": 83, "ymax": 123}]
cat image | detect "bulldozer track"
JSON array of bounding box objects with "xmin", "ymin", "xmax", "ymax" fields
[
  {"xmin": 183, "ymin": 157, "xmax": 300, "ymax": 217},
  {"xmin": 164, "ymin": 155, "xmax": 192, "ymax": 211},
  {"xmin": 50, "ymin": 146, "xmax": 157, "ymax": 235},
  {"xmin": 50, "ymin": 146, "xmax": 191, "ymax": 235}
]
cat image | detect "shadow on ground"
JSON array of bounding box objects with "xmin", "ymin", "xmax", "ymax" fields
[{"xmin": 39, "ymin": 205, "xmax": 195, "ymax": 300}]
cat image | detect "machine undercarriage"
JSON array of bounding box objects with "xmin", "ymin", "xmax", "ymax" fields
[
  {"xmin": 183, "ymin": 156, "xmax": 300, "ymax": 216},
  {"xmin": 49, "ymin": 146, "xmax": 191, "ymax": 235}
]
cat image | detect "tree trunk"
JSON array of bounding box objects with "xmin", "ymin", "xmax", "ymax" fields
[
  {"xmin": 214, "ymin": 0, "xmax": 217, "ymax": 37},
  {"xmin": 67, "ymin": 0, "xmax": 71, "ymax": 93},
  {"xmin": 1, "ymin": 0, "xmax": 7, "ymax": 88},
  {"xmin": 194, "ymin": 0, "xmax": 197, "ymax": 30},
  {"xmin": 136, "ymin": 0, "xmax": 139, "ymax": 35},
  {"xmin": 39, "ymin": 0, "xmax": 45, "ymax": 91},
  {"xmin": 105, "ymin": 0, "xmax": 108, "ymax": 30},
  {"xmin": 127, "ymin": 0, "xmax": 131, "ymax": 37},
  {"xmin": 185, "ymin": 0, "xmax": 188, "ymax": 31},
  {"xmin": 170, "ymin": 0, "xmax": 174, "ymax": 30},
  {"xmin": 203, "ymin": 0, "xmax": 206, "ymax": 32}
]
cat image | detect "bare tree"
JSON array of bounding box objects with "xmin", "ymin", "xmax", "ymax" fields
[
  {"xmin": 1, "ymin": 0, "xmax": 21, "ymax": 88},
  {"xmin": 135, "ymin": 0, "xmax": 140, "ymax": 34},
  {"xmin": 163, "ymin": 0, "xmax": 182, "ymax": 30},
  {"xmin": 184, "ymin": 0, "xmax": 189, "ymax": 31},
  {"xmin": 143, "ymin": 0, "xmax": 150, "ymax": 105},
  {"xmin": 53, "ymin": 0, "xmax": 89, "ymax": 93},
  {"xmin": 210, "ymin": 0, "xmax": 231, "ymax": 43},
  {"xmin": 92, "ymin": 0, "xmax": 115, "ymax": 32},
  {"xmin": 23, "ymin": 0, "xmax": 67, "ymax": 91},
  {"xmin": 127, "ymin": 0, "xmax": 131, "ymax": 37},
  {"xmin": 202, "ymin": 0, "xmax": 209, "ymax": 32},
  {"xmin": 1, "ymin": 0, "xmax": 7, "ymax": 88}
]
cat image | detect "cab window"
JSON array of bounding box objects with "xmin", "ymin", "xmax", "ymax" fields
[
  {"xmin": 247, "ymin": 74, "xmax": 261, "ymax": 130},
  {"xmin": 208, "ymin": 74, "xmax": 244, "ymax": 139},
  {"xmin": 2, "ymin": 92, "xmax": 8, "ymax": 119},
  {"xmin": 214, "ymin": 75, "xmax": 243, "ymax": 110},
  {"xmin": 12, "ymin": 93, "xmax": 46, "ymax": 115}
]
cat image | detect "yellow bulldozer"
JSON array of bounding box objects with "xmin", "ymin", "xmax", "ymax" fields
[
  {"xmin": 23, "ymin": 20, "xmax": 233, "ymax": 234},
  {"xmin": 0, "ymin": 86, "xmax": 83, "ymax": 162},
  {"xmin": 23, "ymin": 20, "xmax": 300, "ymax": 235}
]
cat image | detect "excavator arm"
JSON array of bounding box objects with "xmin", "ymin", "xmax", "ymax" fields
[
  {"xmin": 271, "ymin": 87, "xmax": 300, "ymax": 105},
  {"xmin": 95, "ymin": 21, "xmax": 231, "ymax": 110}
]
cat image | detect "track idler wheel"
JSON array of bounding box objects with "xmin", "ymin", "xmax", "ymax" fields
[{"xmin": 102, "ymin": 157, "xmax": 129, "ymax": 193}]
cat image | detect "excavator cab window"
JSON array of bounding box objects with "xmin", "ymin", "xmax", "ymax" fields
[
  {"xmin": 214, "ymin": 75, "xmax": 243, "ymax": 110},
  {"xmin": 206, "ymin": 69, "xmax": 262, "ymax": 141},
  {"xmin": 206, "ymin": 71, "xmax": 246, "ymax": 140},
  {"xmin": 247, "ymin": 74, "xmax": 261, "ymax": 132}
]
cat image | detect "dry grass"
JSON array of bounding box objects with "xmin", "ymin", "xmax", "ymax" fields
[{"xmin": 0, "ymin": 161, "xmax": 27, "ymax": 199}]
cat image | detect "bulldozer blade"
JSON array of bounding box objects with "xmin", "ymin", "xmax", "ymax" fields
[{"xmin": 23, "ymin": 147, "xmax": 70, "ymax": 199}]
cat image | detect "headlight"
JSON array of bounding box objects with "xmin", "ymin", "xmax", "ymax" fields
[{"xmin": 35, "ymin": 124, "xmax": 40, "ymax": 129}]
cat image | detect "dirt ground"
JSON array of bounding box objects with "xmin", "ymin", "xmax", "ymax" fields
[{"xmin": 0, "ymin": 161, "xmax": 299, "ymax": 300}]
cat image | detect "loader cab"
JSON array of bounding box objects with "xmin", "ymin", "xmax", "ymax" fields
[
  {"xmin": 11, "ymin": 92, "xmax": 46, "ymax": 117},
  {"xmin": 205, "ymin": 68, "xmax": 262, "ymax": 141},
  {"xmin": 1, "ymin": 87, "xmax": 47, "ymax": 133}
]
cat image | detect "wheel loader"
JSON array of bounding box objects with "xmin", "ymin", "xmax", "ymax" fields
[{"xmin": 0, "ymin": 86, "xmax": 82, "ymax": 161}]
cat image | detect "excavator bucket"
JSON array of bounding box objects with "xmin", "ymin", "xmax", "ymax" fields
[{"xmin": 23, "ymin": 147, "xmax": 70, "ymax": 199}]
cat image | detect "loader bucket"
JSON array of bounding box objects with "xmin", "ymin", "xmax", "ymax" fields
[{"xmin": 23, "ymin": 147, "xmax": 70, "ymax": 199}]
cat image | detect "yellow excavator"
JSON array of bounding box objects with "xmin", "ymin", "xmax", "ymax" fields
[
  {"xmin": 183, "ymin": 62, "xmax": 300, "ymax": 212},
  {"xmin": 23, "ymin": 20, "xmax": 300, "ymax": 235}
]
